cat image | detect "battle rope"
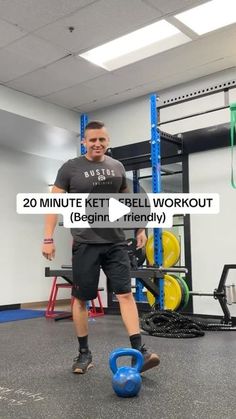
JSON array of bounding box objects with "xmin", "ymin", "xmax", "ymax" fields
[{"xmin": 140, "ymin": 309, "xmax": 235, "ymax": 338}]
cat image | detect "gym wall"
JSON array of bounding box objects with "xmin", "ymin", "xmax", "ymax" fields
[
  {"xmin": 160, "ymin": 75, "xmax": 236, "ymax": 316},
  {"xmin": 190, "ymin": 148, "xmax": 236, "ymax": 317},
  {"xmin": 0, "ymin": 88, "xmax": 80, "ymax": 306},
  {"xmin": 0, "ymin": 145, "xmax": 71, "ymax": 306},
  {"xmin": 0, "ymin": 84, "xmax": 80, "ymax": 132}
]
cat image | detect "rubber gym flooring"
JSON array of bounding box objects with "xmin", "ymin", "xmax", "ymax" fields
[{"xmin": 0, "ymin": 315, "xmax": 235, "ymax": 419}]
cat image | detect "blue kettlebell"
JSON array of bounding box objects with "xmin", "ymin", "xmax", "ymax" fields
[{"xmin": 109, "ymin": 348, "xmax": 144, "ymax": 398}]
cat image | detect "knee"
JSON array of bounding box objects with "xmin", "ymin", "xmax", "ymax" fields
[
  {"xmin": 74, "ymin": 298, "xmax": 87, "ymax": 310},
  {"xmin": 116, "ymin": 292, "xmax": 134, "ymax": 303}
]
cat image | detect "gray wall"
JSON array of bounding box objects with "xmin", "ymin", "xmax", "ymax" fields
[
  {"xmin": 189, "ymin": 148, "xmax": 236, "ymax": 317},
  {"xmin": 0, "ymin": 85, "xmax": 80, "ymax": 132},
  {"xmin": 0, "ymin": 87, "xmax": 80, "ymax": 306},
  {"xmin": 0, "ymin": 145, "xmax": 71, "ymax": 305}
]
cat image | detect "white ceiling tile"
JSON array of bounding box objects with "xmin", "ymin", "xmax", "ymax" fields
[
  {"xmin": 43, "ymin": 83, "xmax": 98, "ymax": 108},
  {"xmin": 75, "ymin": 85, "xmax": 156, "ymax": 112},
  {"xmin": 6, "ymin": 34, "xmax": 67, "ymax": 68},
  {"xmin": 72, "ymin": 26, "xmax": 236, "ymax": 111},
  {"xmin": 158, "ymin": 59, "xmax": 236, "ymax": 91},
  {"xmin": 0, "ymin": 18, "xmax": 27, "ymax": 48},
  {"xmin": 0, "ymin": 34, "xmax": 68, "ymax": 82},
  {"xmin": 82, "ymin": 71, "xmax": 157, "ymax": 98},
  {"xmin": 6, "ymin": 67, "xmax": 72, "ymax": 97},
  {"xmin": 7, "ymin": 56, "xmax": 106, "ymax": 96},
  {"xmin": 113, "ymin": 24, "xmax": 236, "ymax": 87},
  {"xmin": 34, "ymin": 0, "xmax": 162, "ymax": 53},
  {"xmin": 82, "ymin": 74, "xmax": 130, "ymax": 96},
  {"xmin": 0, "ymin": 0, "xmax": 96, "ymax": 31},
  {"xmin": 0, "ymin": 0, "xmax": 235, "ymax": 112},
  {"xmin": 143, "ymin": 0, "xmax": 206, "ymax": 14},
  {"xmin": 0, "ymin": 48, "xmax": 41, "ymax": 82},
  {"xmin": 113, "ymin": 60, "xmax": 163, "ymax": 88},
  {"xmin": 43, "ymin": 70, "xmax": 148, "ymax": 110},
  {"xmin": 7, "ymin": 23, "xmax": 235, "ymax": 109},
  {"xmin": 170, "ymin": 25, "xmax": 236, "ymax": 70}
]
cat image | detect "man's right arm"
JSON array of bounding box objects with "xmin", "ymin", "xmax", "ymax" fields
[{"xmin": 42, "ymin": 185, "xmax": 65, "ymax": 260}]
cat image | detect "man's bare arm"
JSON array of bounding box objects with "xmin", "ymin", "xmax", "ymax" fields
[{"xmin": 42, "ymin": 185, "xmax": 65, "ymax": 260}]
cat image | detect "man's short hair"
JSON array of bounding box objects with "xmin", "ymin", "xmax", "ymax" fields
[{"xmin": 85, "ymin": 121, "xmax": 105, "ymax": 131}]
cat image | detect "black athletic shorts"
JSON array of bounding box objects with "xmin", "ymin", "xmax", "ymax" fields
[{"xmin": 72, "ymin": 242, "xmax": 131, "ymax": 300}]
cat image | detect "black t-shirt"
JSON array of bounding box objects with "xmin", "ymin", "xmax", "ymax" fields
[{"xmin": 54, "ymin": 155, "xmax": 127, "ymax": 243}]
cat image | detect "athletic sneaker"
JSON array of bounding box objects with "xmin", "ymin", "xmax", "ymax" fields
[
  {"xmin": 132, "ymin": 344, "xmax": 160, "ymax": 373},
  {"xmin": 72, "ymin": 349, "xmax": 93, "ymax": 374}
]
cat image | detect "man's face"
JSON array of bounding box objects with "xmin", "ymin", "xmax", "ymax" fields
[{"xmin": 83, "ymin": 127, "xmax": 110, "ymax": 160}]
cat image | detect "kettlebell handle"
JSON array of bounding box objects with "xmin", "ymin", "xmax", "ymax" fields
[{"xmin": 109, "ymin": 347, "xmax": 143, "ymax": 374}]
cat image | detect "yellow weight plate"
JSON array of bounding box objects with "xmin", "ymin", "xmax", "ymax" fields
[
  {"xmin": 146, "ymin": 274, "xmax": 182, "ymax": 311},
  {"xmin": 146, "ymin": 231, "xmax": 180, "ymax": 268}
]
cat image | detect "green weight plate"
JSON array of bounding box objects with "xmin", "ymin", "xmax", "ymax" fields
[
  {"xmin": 175, "ymin": 275, "xmax": 190, "ymax": 309},
  {"xmin": 173, "ymin": 275, "xmax": 185, "ymax": 311}
]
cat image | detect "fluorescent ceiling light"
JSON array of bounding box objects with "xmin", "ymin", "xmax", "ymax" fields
[
  {"xmin": 79, "ymin": 20, "xmax": 191, "ymax": 71},
  {"xmin": 175, "ymin": 0, "xmax": 236, "ymax": 35}
]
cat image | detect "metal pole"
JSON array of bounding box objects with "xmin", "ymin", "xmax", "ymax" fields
[
  {"xmin": 150, "ymin": 93, "xmax": 164, "ymax": 309},
  {"xmin": 80, "ymin": 114, "xmax": 88, "ymax": 155},
  {"xmin": 133, "ymin": 170, "xmax": 145, "ymax": 302}
]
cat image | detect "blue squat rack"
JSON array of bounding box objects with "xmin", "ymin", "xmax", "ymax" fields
[
  {"xmin": 79, "ymin": 94, "xmax": 164, "ymax": 309},
  {"xmin": 132, "ymin": 169, "xmax": 145, "ymax": 302},
  {"xmin": 132, "ymin": 94, "xmax": 164, "ymax": 308},
  {"xmin": 80, "ymin": 114, "xmax": 88, "ymax": 155},
  {"xmin": 150, "ymin": 93, "xmax": 164, "ymax": 309}
]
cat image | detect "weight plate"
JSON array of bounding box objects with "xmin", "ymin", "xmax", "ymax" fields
[
  {"xmin": 146, "ymin": 274, "xmax": 182, "ymax": 311},
  {"xmin": 177, "ymin": 276, "xmax": 190, "ymax": 309},
  {"xmin": 146, "ymin": 231, "xmax": 180, "ymax": 268},
  {"xmin": 173, "ymin": 275, "xmax": 185, "ymax": 311},
  {"xmin": 172, "ymin": 274, "xmax": 190, "ymax": 310}
]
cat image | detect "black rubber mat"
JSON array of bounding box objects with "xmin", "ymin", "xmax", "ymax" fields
[{"xmin": 0, "ymin": 315, "xmax": 235, "ymax": 419}]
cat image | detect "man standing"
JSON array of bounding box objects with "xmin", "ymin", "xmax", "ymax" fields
[{"xmin": 42, "ymin": 121, "xmax": 160, "ymax": 374}]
